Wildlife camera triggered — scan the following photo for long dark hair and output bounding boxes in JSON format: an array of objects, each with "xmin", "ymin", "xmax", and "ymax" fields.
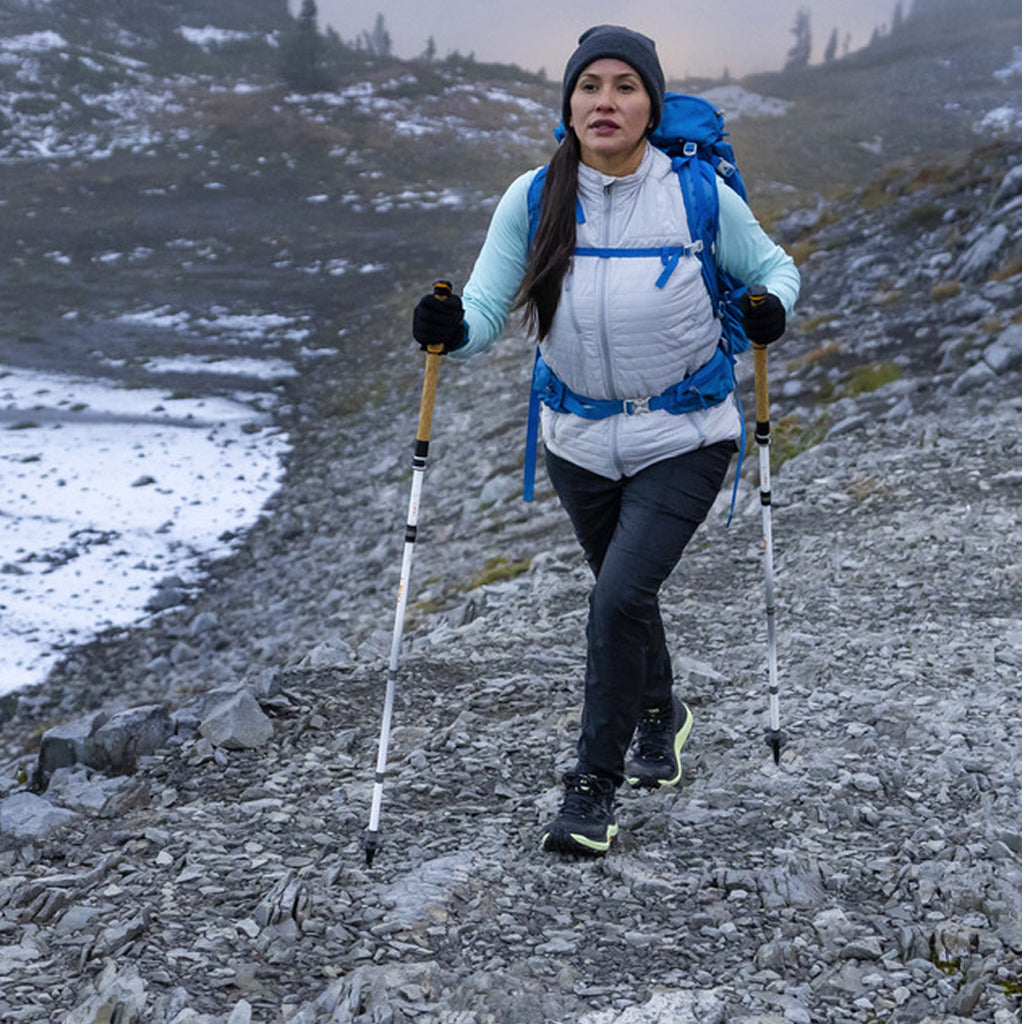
[{"xmin": 512, "ymin": 130, "xmax": 581, "ymax": 340}]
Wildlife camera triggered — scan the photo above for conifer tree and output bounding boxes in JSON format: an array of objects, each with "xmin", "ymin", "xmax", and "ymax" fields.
[
  {"xmin": 362, "ymin": 14, "xmax": 392, "ymax": 57},
  {"xmin": 823, "ymin": 27, "xmax": 839, "ymax": 63},
  {"xmin": 281, "ymin": 0, "xmax": 331, "ymax": 93},
  {"xmin": 784, "ymin": 8, "xmax": 812, "ymax": 70}
]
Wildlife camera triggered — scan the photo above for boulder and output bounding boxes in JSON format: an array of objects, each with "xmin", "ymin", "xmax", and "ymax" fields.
[
  {"xmin": 87, "ymin": 705, "xmax": 174, "ymax": 772},
  {"xmin": 199, "ymin": 690, "xmax": 274, "ymax": 750},
  {"xmin": 0, "ymin": 791, "xmax": 78, "ymax": 840},
  {"xmin": 37, "ymin": 705, "xmax": 173, "ymax": 785},
  {"xmin": 37, "ymin": 711, "xmax": 108, "ymax": 782}
]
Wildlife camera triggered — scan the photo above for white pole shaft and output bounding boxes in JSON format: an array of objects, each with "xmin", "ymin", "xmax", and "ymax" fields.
[
  {"xmin": 366, "ymin": 463, "xmax": 426, "ymax": 838},
  {"xmin": 758, "ymin": 442, "xmax": 780, "ymax": 735},
  {"xmin": 753, "ymin": 330, "xmax": 782, "ymax": 763},
  {"xmin": 364, "ymin": 326, "xmax": 445, "ymax": 864}
]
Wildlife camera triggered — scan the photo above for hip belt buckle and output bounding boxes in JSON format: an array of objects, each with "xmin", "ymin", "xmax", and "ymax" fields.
[{"xmin": 623, "ymin": 396, "xmax": 651, "ymax": 415}]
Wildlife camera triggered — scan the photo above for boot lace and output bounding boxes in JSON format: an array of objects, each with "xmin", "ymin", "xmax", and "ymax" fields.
[
  {"xmin": 560, "ymin": 772, "xmax": 613, "ymax": 822},
  {"xmin": 634, "ymin": 705, "xmax": 673, "ymax": 763}
]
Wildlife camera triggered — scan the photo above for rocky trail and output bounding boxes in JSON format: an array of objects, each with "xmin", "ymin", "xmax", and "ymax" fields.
[{"xmin": 0, "ymin": 139, "xmax": 1021, "ymax": 1024}]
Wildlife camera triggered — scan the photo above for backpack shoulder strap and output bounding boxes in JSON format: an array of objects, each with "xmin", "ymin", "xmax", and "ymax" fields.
[
  {"xmin": 527, "ymin": 166, "xmax": 548, "ymax": 247},
  {"xmin": 527, "ymin": 164, "xmax": 586, "ymax": 249},
  {"xmin": 672, "ymin": 153, "xmax": 721, "ymax": 308}
]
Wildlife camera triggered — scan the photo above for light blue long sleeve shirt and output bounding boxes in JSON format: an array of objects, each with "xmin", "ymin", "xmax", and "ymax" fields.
[{"xmin": 455, "ymin": 156, "xmax": 800, "ymax": 359}]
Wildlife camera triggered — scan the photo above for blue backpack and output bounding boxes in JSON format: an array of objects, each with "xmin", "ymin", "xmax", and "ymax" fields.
[{"xmin": 523, "ymin": 92, "xmax": 753, "ymax": 504}]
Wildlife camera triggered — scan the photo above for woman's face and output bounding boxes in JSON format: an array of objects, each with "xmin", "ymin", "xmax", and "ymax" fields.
[{"xmin": 569, "ymin": 58, "xmax": 653, "ymax": 176}]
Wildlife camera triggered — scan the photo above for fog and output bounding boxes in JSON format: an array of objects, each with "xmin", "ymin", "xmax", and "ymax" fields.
[{"xmin": 306, "ymin": 0, "xmax": 904, "ymax": 79}]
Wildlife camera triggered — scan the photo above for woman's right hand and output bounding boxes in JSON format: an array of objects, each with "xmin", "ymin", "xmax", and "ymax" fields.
[{"xmin": 412, "ymin": 288, "xmax": 466, "ymax": 353}]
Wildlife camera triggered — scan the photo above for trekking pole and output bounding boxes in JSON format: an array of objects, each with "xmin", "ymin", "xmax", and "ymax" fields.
[
  {"xmin": 749, "ymin": 285, "xmax": 785, "ymax": 766},
  {"xmin": 364, "ymin": 280, "xmax": 450, "ymax": 867}
]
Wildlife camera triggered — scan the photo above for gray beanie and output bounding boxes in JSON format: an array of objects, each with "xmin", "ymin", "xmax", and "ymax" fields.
[{"xmin": 561, "ymin": 25, "xmax": 665, "ymax": 133}]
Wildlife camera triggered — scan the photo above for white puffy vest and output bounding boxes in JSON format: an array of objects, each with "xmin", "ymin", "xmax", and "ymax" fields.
[{"xmin": 540, "ymin": 144, "xmax": 741, "ymax": 480}]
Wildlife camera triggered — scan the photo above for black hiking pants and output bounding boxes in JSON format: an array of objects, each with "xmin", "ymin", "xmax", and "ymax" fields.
[{"xmin": 545, "ymin": 440, "xmax": 735, "ymax": 785}]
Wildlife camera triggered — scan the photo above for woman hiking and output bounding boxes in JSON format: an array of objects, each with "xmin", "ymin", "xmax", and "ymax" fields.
[{"xmin": 411, "ymin": 25, "xmax": 800, "ymax": 855}]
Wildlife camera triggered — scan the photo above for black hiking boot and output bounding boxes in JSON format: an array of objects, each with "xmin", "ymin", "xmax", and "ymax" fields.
[
  {"xmin": 541, "ymin": 772, "xmax": 618, "ymax": 856},
  {"xmin": 625, "ymin": 697, "xmax": 693, "ymax": 789}
]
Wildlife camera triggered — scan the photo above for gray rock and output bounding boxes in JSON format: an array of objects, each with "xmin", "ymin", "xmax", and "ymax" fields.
[
  {"xmin": 145, "ymin": 583, "xmax": 187, "ymax": 612},
  {"xmin": 87, "ymin": 704, "xmax": 173, "ymax": 773},
  {"xmin": 951, "ymin": 361, "xmax": 997, "ymax": 394},
  {"xmin": 994, "ymin": 164, "xmax": 1022, "ymax": 204},
  {"xmin": 170, "ymin": 640, "xmax": 198, "ymax": 664},
  {"xmin": 0, "ymin": 792, "xmax": 78, "ymax": 840},
  {"xmin": 44, "ymin": 766, "xmax": 141, "ymax": 816},
  {"xmin": 839, "ymin": 935, "xmax": 885, "ymax": 960},
  {"xmin": 773, "ymin": 204, "xmax": 826, "ymax": 242},
  {"xmin": 984, "ymin": 324, "xmax": 1023, "ymax": 373},
  {"xmin": 578, "ymin": 989, "xmax": 728, "ymax": 1023},
  {"xmin": 379, "ymin": 852, "xmax": 481, "ymax": 929},
  {"xmin": 189, "ymin": 611, "xmax": 219, "ymax": 636},
  {"xmin": 146, "ymin": 655, "xmax": 172, "ymax": 677},
  {"xmin": 63, "ymin": 963, "xmax": 147, "ymax": 1024},
  {"xmin": 171, "ymin": 684, "xmax": 248, "ymax": 735},
  {"xmin": 226, "ymin": 1000, "xmax": 254, "ymax": 1024},
  {"xmin": 37, "ymin": 711, "xmax": 108, "ymax": 781},
  {"xmin": 957, "ymin": 223, "xmax": 1010, "ymax": 279},
  {"xmin": 812, "ymin": 907, "xmax": 858, "ymax": 955},
  {"xmin": 199, "ymin": 690, "xmax": 274, "ymax": 749},
  {"xmin": 826, "ymin": 413, "xmax": 871, "ymax": 438},
  {"xmin": 479, "ymin": 473, "xmax": 521, "ymax": 506},
  {"xmin": 300, "ymin": 636, "xmax": 356, "ymax": 670}
]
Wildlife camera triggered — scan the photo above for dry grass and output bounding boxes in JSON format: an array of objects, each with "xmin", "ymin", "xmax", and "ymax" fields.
[
  {"xmin": 990, "ymin": 251, "xmax": 1022, "ymax": 282},
  {"xmin": 787, "ymin": 341, "xmax": 844, "ymax": 372},
  {"xmin": 931, "ymin": 280, "xmax": 964, "ymax": 301}
]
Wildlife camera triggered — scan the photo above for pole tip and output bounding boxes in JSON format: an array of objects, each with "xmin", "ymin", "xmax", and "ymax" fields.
[
  {"xmin": 765, "ymin": 728, "xmax": 785, "ymax": 766},
  {"xmin": 364, "ymin": 833, "xmax": 378, "ymax": 867}
]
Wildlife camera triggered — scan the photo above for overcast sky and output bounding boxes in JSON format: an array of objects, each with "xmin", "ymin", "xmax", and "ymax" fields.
[{"xmin": 304, "ymin": 0, "xmax": 905, "ymax": 79}]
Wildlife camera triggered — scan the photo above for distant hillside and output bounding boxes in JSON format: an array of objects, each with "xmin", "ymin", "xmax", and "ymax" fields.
[
  {"xmin": 2, "ymin": 0, "xmax": 1018, "ymax": 204},
  {"xmin": 1, "ymin": 0, "xmax": 291, "ymax": 38},
  {"xmin": 0, "ymin": 0, "xmax": 1018, "ymax": 395},
  {"xmin": 724, "ymin": 0, "xmax": 1021, "ymax": 205}
]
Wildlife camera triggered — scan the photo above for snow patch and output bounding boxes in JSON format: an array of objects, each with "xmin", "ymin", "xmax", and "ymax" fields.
[
  {"xmin": 0, "ymin": 31, "xmax": 67, "ymax": 54},
  {"xmin": 976, "ymin": 105, "xmax": 1022, "ymax": 137},
  {"xmin": 700, "ymin": 85, "xmax": 794, "ymax": 121},
  {"xmin": 993, "ymin": 46, "xmax": 1021, "ymax": 83},
  {"xmin": 179, "ymin": 26, "xmax": 258, "ymax": 49},
  {"xmin": 0, "ymin": 369, "xmax": 289, "ymax": 695},
  {"xmin": 142, "ymin": 356, "xmax": 298, "ymax": 380}
]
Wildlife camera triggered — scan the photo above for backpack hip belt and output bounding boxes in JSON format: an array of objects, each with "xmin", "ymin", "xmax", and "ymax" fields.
[
  {"xmin": 532, "ymin": 345, "xmax": 735, "ymax": 421},
  {"xmin": 523, "ymin": 345, "xmax": 738, "ymax": 502}
]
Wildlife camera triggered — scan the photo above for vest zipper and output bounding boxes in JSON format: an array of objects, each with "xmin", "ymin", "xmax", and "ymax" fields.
[{"xmin": 598, "ymin": 181, "xmax": 625, "ymax": 476}]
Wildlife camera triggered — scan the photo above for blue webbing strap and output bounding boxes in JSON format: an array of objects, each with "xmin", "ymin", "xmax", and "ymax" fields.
[
  {"xmin": 573, "ymin": 243, "xmax": 702, "ymax": 289},
  {"xmin": 523, "ymin": 348, "xmax": 543, "ymax": 502},
  {"xmin": 727, "ymin": 389, "xmax": 746, "ymax": 527},
  {"xmin": 522, "ymin": 348, "xmax": 738, "ymax": 502}
]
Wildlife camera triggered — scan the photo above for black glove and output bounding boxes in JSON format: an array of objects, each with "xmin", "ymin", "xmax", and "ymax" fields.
[
  {"xmin": 742, "ymin": 291, "xmax": 786, "ymax": 346},
  {"xmin": 413, "ymin": 288, "xmax": 466, "ymax": 353}
]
